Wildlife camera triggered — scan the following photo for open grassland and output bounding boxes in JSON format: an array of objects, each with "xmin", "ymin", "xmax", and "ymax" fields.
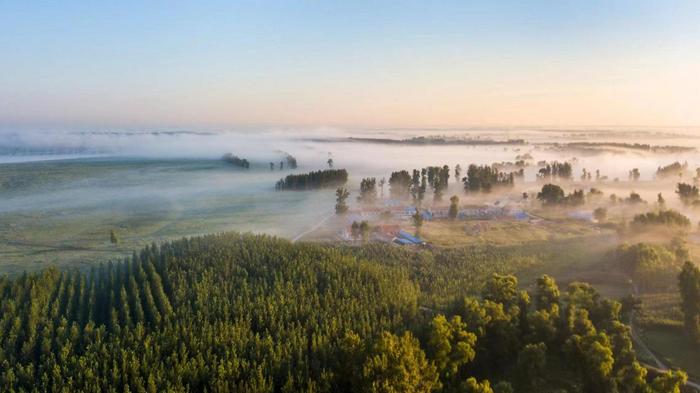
[
  {"xmin": 0, "ymin": 158, "xmax": 334, "ymax": 274},
  {"xmin": 640, "ymin": 328, "xmax": 700, "ymax": 379},
  {"xmin": 419, "ymin": 217, "xmax": 606, "ymax": 247}
]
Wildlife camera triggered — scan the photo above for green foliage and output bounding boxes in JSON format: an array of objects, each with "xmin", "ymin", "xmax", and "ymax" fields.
[
  {"xmin": 537, "ymin": 184, "xmax": 565, "ymax": 205},
  {"xmin": 427, "ymin": 315, "xmax": 476, "ymax": 381},
  {"xmin": 0, "ymin": 235, "xmax": 688, "ymax": 392},
  {"xmin": 537, "ymin": 184, "xmax": 586, "ymax": 206},
  {"xmin": 630, "ymin": 209, "xmax": 690, "ymax": 230},
  {"xmin": 650, "ymin": 369, "xmax": 687, "ymax": 393},
  {"xmin": 362, "ymin": 331, "xmax": 440, "ymax": 393},
  {"xmin": 615, "ymin": 243, "xmax": 682, "ymax": 291},
  {"xmin": 679, "ymin": 261, "xmax": 700, "ymax": 343},
  {"xmin": 535, "ymin": 274, "xmax": 560, "ymax": 312},
  {"xmin": 0, "ymin": 234, "xmax": 419, "ymax": 392},
  {"xmin": 461, "ymin": 377, "xmax": 494, "ymax": 393},
  {"xmin": 517, "ymin": 342, "xmax": 547, "ymax": 391},
  {"xmin": 275, "ymin": 169, "xmax": 348, "ymax": 190}
]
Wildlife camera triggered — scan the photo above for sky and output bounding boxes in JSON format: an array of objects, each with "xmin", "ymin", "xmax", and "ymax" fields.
[{"xmin": 1, "ymin": 0, "xmax": 699, "ymax": 130}]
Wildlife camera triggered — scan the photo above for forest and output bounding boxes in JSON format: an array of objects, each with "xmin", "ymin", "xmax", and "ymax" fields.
[
  {"xmin": 275, "ymin": 169, "xmax": 348, "ymax": 190},
  {"xmin": 0, "ymin": 233, "xmax": 690, "ymax": 392}
]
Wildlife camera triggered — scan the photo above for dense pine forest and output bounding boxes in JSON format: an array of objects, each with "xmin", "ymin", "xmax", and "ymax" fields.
[{"xmin": 0, "ymin": 233, "xmax": 689, "ymax": 392}]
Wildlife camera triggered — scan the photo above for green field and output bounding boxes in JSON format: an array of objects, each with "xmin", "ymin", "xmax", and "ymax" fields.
[{"xmin": 0, "ymin": 158, "xmax": 334, "ymax": 274}]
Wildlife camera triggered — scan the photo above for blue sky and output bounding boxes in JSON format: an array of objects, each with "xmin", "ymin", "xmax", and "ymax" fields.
[{"xmin": 1, "ymin": 1, "xmax": 699, "ymax": 129}]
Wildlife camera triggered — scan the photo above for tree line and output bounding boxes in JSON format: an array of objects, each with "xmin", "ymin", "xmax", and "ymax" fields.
[
  {"xmin": 275, "ymin": 169, "xmax": 348, "ymax": 190},
  {"xmin": 221, "ymin": 153, "xmax": 250, "ymax": 169}
]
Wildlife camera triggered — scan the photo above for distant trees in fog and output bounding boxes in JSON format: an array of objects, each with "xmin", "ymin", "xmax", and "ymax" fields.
[
  {"xmin": 537, "ymin": 161, "xmax": 572, "ymax": 181},
  {"xmin": 625, "ymin": 192, "xmax": 645, "ymax": 205},
  {"xmin": 412, "ymin": 209, "xmax": 424, "ymax": 236},
  {"xmin": 357, "ymin": 178, "xmax": 378, "ymax": 204},
  {"xmin": 628, "ymin": 168, "xmax": 640, "ymax": 181},
  {"xmin": 448, "ymin": 195, "xmax": 459, "ymax": 219},
  {"xmin": 536, "ymin": 184, "xmax": 585, "ymax": 206},
  {"xmin": 593, "ymin": 207, "xmax": 607, "ymax": 222},
  {"xmin": 536, "ymin": 184, "xmax": 565, "ymax": 205},
  {"xmin": 410, "ymin": 170, "xmax": 426, "ymax": 206},
  {"xmin": 275, "ymin": 169, "xmax": 348, "ymax": 190},
  {"xmin": 286, "ymin": 154, "xmax": 298, "ymax": 169},
  {"xmin": 335, "ymin": 187, "xmax": 350, "ymax": 215},
  {"xmin": 676, "ymin": 182, "xmax": 700, "ymax": 205},
  {"xmin": 656, "ymin": 161, "xmax": 688, "ymax": 179},
  {"xmin": 631, "ymin": 209, "xmax": 690, "ymax": 230},
  {"xmin": 462, "ymin": 164, "xmax": 516, "ymax": 193},
  {"xmin": 350, "ymin": 220, "xmax": 370, "ymax": 242},
  {"xmin": 222, "ymin": 153, "xmax": 250, "ymax": 169},
  {"xmin": 389, "ymin": 170, "xmax": 412, "ymax": 199}
]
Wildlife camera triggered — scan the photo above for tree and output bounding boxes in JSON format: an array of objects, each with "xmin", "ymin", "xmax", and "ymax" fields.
[
  {"xmin": 360, "ymin": 221, "xmax": 371, "ymax": 243},
  {"xmin": 593, "ymin": 207, "xmax": 607, "ymax": 222},
  {"xmin": 517, "ymin": 342, "xmax": 546, "ymax": 391},
  {"xmin": 110, "ymin": 230, "xmax": 119, "ymax": 245},
  {"xmin": 461, "ymin": 377, "xmax": 493, "ymax": 393},
  {"xmin": 335, "ymin": 187, "xmax": 350, "ymax": 215},
  {"xmin": 625, "ymin": 192, "xmax": 645, "ymax": 204},
  {"xmin": 379, "ymin": 178, "xmax": 386, "ymax": 199},
  {"xmin": 448, "ymin": 196, "xmax": 459, "ymax": 220},
  {"xmin": 362, "ymin": 331, "xmax": 440, "ymax": 393},
  {"xmin": 679, "ymin": 261, "xmax": 700, "ymax": 343},
  {"xmin": 351, "ymin": 221, "xmax": 361, "ymax": 241},
  {"xmin": 650, "ymin": 370, "xmax": 688, "ymax": 393},
  {"xmin": 482, "ymin": 274, "xmax": 519, "ymax": 309},
  {"xmin": 270, "ymin": 162, "xmax": 274, "ymax": 171},
  {"xmin": 412, "ymin": 210, "xmax": 424, "ymax": 237},
  {"xmin": 657, "ymin": 193, "xmax": 666, "ymax": 209},
  {"xmin": 676, "ymin": 182, "xmax": 699, "ymax": 204},
  {"xmin": 455, "ymin": 165, "xmax": 462, "ymax": 181},
  {"xmin": 276, "ymin": 169, "xmax": 348, "ymax": 190},
  {"xmin": 427, "ymin": 315, "xmax": 477, "ymax": 381},
  {"xmin": 566, "ymin": 189, "xmax": 585, "ymax": 206},
  {"xmin": 537, "ymin": 184, "xmax": 565, "ymax": 205},
  {"xmin": 389, "ymin": 171, "xmax": 412, "ymax": 199},
  {"xmin": 463, "ymin": 165, "xmax": 516, "ymax": 193},
  {"xmin": 327, "ymin": 158, "xmax": 334, "ymax": 168},
  {"xmin": 631, "ymin": 210, "xmax": 690, "ymax": 231},
  {"xmin": 534, "ymin": 275, "xmax": 560, "ymax": 312},
  {"xmin": 358, "ymin": 178, "xmax": 378, "ymax": 204},
  {"xmin": 628, "ymin": 168, "xmax": 640, "ymax": 181},
  {"xmin": 411, "ymin": 170, "xmax": 422, "ymax": 204}
]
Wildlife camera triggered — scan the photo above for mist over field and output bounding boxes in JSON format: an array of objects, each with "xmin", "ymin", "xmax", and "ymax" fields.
[{"xmin": 3, "ymin": 127, "xmax": 700, "ymax": 271}]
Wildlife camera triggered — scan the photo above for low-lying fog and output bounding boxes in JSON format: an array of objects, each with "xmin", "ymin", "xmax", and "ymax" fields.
[{"xmin": 2, "ymin": 127, "xmax": 700, "ymax": 270}]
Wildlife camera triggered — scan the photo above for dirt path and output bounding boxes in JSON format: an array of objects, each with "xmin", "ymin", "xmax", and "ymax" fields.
[
  {"xmin": 630, "ymin": 282, "xmax": 700, "ymax": 391},
  {"xmin": 291, "ymin": 213, "xmax": 333, "ymax": 243}
]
